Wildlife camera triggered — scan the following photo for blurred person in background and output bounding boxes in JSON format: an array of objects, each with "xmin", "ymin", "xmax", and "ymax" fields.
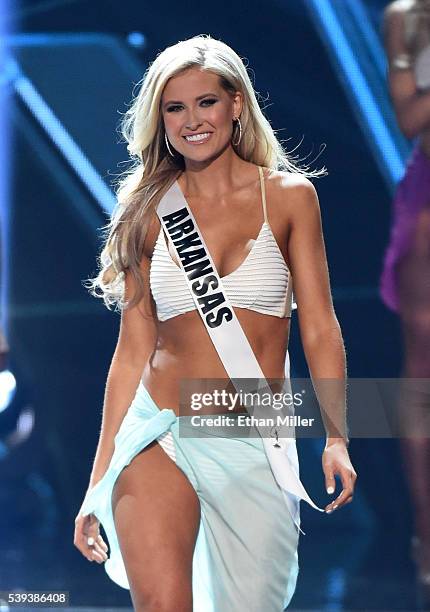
[{"xmin": 380, "ymin": 0, "xmax": 430, "ymax": 603}]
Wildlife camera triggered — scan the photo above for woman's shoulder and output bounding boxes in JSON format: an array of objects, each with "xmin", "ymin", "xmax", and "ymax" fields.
[
  {"xmin": 266, "ymin": 169, "xmax": 316, "ymax": 199},
  {"xmin": 264, "ymin": 169, "xmax": 319, "ymax": 226}
]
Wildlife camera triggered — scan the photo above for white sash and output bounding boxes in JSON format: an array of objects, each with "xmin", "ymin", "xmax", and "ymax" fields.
[{"xmin": 157, "ymin": 177, "xmax": 325, "ymax": 532}]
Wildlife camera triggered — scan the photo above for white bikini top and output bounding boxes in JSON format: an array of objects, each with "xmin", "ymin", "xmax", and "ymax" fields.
[{"xmin": 149, "ymin": 166, "xmax": 297, "ymax": 322}]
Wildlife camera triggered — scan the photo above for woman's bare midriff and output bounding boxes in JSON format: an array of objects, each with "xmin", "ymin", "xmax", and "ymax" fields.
[{"xmin": 141, "ymin": 308, "xmax": 291, "ymax": 416}]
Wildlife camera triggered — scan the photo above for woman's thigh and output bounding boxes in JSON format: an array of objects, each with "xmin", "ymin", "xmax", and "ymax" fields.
[
  {"xmin": 395, "ymin": 210, "xmax": 430, "ymax": 436},
  {"xmin": 111, "ymin": 438, "xmax": 201, "ymax": 610},
  {"xmin": 397, "ymin": 209, "xmax": 430, "ymax": 344}
]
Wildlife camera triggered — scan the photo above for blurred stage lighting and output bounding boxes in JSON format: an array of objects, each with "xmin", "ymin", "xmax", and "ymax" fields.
[
  {"xmin": 0, "ymin": 369, "xmax": 16, "ymax": 414},
  {"xmin": 127, "ymin": 31, "xmax": 146, "ymax": 49}
]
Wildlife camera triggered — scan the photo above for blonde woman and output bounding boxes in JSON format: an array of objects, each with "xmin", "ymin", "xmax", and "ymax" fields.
[
  {"xmin": 379, "ymin": 0, "xmax": 430, "ymax": 602},
  {"xmin": 73, "ymin": 35, "xmax": 356, "ymax": 612}
]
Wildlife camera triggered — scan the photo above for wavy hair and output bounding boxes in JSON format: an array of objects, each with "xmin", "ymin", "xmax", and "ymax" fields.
[{"xmin": 84, "ymin": 34, "xmax": 327, "ymax": 312}]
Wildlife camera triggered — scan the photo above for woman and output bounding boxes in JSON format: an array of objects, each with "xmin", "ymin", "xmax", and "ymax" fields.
[
  {"xmin": 74, "ymin": 35, "xmax": 356, "ymax": 611},
  {"xmin": 379, "ymin": 0, "xmax": 430, "ymax": 600}
]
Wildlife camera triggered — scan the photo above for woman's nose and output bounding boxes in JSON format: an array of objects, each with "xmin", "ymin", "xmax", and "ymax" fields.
[{"xmin": 185, "ymin": 111, "xmax": 202, "ymax": 130}]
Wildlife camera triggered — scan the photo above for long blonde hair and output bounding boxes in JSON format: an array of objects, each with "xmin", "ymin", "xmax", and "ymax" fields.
[{"xmin": 84, "ymin": 34, "xmax": 327, "ymax": 312}]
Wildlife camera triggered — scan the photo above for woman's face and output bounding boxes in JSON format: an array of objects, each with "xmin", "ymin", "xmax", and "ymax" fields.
[{"xmin": 161, "ymin": 67, "xmax": 242, "ymax": 162}]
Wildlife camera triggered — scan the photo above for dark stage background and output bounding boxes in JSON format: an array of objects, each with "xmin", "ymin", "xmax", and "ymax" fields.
[{"xmin": 0, "ymin": 1, "xmax": 420, "ymax": 610}]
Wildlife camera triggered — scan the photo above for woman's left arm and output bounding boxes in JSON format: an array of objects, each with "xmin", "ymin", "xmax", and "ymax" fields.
[{"xmin": 283, "ymin": 174, "xmax": 357, "ymax": 513}]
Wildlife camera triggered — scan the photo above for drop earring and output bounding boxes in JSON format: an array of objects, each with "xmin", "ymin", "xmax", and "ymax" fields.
[{"xmin": 232, "ymin": 116, "xmax": 242, "ymax": 146}]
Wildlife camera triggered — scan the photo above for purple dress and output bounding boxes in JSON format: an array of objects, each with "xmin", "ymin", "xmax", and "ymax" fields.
[{"xmin": 379, "ymin": 143, "xmax": 430, "ymax": 312}]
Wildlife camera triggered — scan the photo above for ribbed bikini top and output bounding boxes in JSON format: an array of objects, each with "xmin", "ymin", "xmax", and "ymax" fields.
[{"xmin": 149, "ymin": 166, "xmax": 297, "ymax": 322}]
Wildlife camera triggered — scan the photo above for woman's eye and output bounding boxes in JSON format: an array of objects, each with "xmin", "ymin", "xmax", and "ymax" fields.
[{"xmin": 166, "ymin": 99, "xmax": 217, "ymax": 113}]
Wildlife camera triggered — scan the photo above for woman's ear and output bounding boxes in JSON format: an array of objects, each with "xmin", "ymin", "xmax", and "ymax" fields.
[{"xmin": 233, "ymin": 91, "xmax": 243, "ymax": 118}]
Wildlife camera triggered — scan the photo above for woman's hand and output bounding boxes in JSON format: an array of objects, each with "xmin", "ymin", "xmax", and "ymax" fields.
[
  {"xmin": 322, "ymin": 439, "xmax": 357, "ymax": 513},
  {"xmin": 74, "ymin": 509, "xmax": 109, "ymax": 564}
]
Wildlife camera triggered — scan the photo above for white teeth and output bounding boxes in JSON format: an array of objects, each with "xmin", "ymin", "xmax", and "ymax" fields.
[{"xmin": 185, "ymin": 132, "xmax": 211, "ymax": 142}]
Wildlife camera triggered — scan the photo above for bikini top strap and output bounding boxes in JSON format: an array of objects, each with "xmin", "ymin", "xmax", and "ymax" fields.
[{"xmin": 258, "ymin": 166, "xmax": 268, "ymax": 224}]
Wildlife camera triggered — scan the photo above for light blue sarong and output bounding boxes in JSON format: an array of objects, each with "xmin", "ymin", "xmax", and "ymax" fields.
[{"xmin": 81, "ymin": 382, "xmax": 300, "ymax": 611}]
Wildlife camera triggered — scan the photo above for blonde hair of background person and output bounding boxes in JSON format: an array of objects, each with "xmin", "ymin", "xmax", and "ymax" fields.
[{"xmin": 74, "ymin": 33, "xmax": 356, "ymax": 609}]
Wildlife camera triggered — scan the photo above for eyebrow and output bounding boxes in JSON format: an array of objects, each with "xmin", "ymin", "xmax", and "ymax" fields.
[{"xmin": 163, "ymin": 92, "xmax": 218, "ymax": 108}]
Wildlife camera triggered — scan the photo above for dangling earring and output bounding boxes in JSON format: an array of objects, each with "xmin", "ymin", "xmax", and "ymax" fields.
[
  {"xmin": 232, "ymin": 116, "xmax": 242, "ymax": 146},
  {"xmin": 165, "ymin": 132, "xmax": 175, "ymax": 156}
]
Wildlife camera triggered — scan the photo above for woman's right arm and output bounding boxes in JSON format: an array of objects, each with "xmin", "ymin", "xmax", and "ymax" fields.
[
  {"xmin": 384, "ymin": 2, "xmax": 430, "ymax": 139},
  {"xmin": 74, "ymin": 248, "xmax": 158, "ymax": 563},
  {"xmin": 87, "ymin": 251, "xmax": 158, "ymax": 489}
]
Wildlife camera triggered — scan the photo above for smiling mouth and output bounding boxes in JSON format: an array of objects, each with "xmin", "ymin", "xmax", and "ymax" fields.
[{"xmin": 183, "ymin": 132, "xmax": 212, "ymax": 143}]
